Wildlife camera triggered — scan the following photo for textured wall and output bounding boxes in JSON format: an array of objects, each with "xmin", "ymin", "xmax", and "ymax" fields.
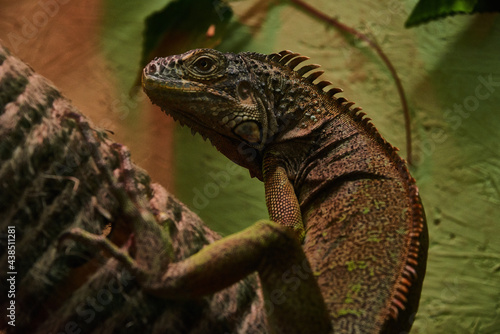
[{"xmin": 0, "ymin": 0, "xmax": 498, "ymax": 332}]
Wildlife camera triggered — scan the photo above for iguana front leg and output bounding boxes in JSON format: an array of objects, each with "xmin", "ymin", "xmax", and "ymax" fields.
[
  {"xmin": 263, "ymin": 152, "xmax": 305, "ymax": 242},
  {"xmin": 60, "ymin": 115, "xmax": 332, "ymax": 333}
]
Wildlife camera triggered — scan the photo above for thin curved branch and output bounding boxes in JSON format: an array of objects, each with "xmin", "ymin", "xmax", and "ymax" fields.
[{"xmin": 290, "ymin": 0, "xmax": 413, "ymax": 165}]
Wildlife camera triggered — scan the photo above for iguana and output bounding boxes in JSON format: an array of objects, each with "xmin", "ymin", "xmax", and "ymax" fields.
[{"xmin": 65, "ymin": 49, "xmax": 428, "ymax": 333}]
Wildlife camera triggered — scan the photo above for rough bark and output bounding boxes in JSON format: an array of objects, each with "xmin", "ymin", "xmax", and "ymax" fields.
[{"xmin": 0, "ymin": 44, "xmax": 265, "ymax": 333}]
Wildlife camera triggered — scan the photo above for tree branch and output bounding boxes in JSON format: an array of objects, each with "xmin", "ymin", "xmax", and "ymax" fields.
[
  {"xmin": 0, "ymin": 44, "xmax": 263, "ymax": 334},
  {"xmin": 290, "ymin": 0, "xmax": 413, "ymax": 165}
]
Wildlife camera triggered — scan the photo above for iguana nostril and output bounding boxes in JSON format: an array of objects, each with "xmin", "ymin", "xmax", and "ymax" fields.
[{"xmin": 146, "ymin": 63, "xmax": 157, "ymax": 74}]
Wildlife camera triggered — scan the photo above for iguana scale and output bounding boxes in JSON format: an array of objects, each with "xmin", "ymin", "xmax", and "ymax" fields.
[{"xmin": 141, "ymin": 49, "xmax": 428, "ymax": 333}]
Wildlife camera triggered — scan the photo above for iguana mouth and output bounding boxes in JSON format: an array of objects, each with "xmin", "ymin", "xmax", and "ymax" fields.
[
  {"xmin": 142, "ymin": 75, "xmax": 232, "ymax": 143},
  {"xmin": 142, "ymin": 73, "xmax": 205, "ymax": 95},
  {"xmin": 142, "ymin": 71, "xmax": 237, "ymax": 105}
]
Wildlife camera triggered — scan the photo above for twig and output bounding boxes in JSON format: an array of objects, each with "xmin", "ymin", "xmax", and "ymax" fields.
[{"xmin": 289, "ymin": 0, "xmax": 413, "ymax": 165}]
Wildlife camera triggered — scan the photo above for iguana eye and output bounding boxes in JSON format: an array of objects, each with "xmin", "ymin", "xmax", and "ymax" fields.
[
  {"xmin": 184, "ymin": 50, "xmax": 226, "ymax": 80},
  {"xmin": 193, "ymin": 56, "xmax": 215, "ymax": 73}
]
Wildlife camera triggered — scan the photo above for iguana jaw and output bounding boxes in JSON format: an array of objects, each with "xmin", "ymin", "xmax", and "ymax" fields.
[
  {"xmin": 142, "ymin": 67, "xmax": 265, "ymax": 180},
  {"xmin": 142, "ymin": 66, "xmax": 236, "ymax": 133},
  {"xmin": 143, "ymin": 70, "xmax": 231, "ymax": 139},
  {"xmin": 142, "ymin": 72, "xmax": 237, "ymax": 104}
]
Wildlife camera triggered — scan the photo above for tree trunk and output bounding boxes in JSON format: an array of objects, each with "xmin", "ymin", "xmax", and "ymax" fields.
[{"xmin": 0, "ymin": 44, "xmax": 265, "ymax": 334}]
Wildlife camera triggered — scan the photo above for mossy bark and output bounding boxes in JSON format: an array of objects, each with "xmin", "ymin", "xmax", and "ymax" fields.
[{"xmin": 0, "ymin": 44, "xmax": 264, "ymax": 334}]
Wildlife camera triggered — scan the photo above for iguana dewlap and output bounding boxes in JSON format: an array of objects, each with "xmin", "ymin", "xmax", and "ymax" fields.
[{"xmin": 142, "ymin": 49, "xmax": 428, "ymax": 333}]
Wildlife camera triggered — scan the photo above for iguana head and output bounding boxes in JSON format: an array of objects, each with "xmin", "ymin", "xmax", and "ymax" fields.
[
  {"xmin": 142, "ymin": 49, "xmax": 279, "ymax": 179},
  {"xmin": 142, "ymin": 48, "xmax": 337, "ymax": 180}
]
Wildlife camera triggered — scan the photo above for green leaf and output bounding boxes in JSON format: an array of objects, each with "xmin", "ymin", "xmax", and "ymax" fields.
[{"xmin": 405, "ymin": 0, "xmax": 500, "ymax": 27}]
